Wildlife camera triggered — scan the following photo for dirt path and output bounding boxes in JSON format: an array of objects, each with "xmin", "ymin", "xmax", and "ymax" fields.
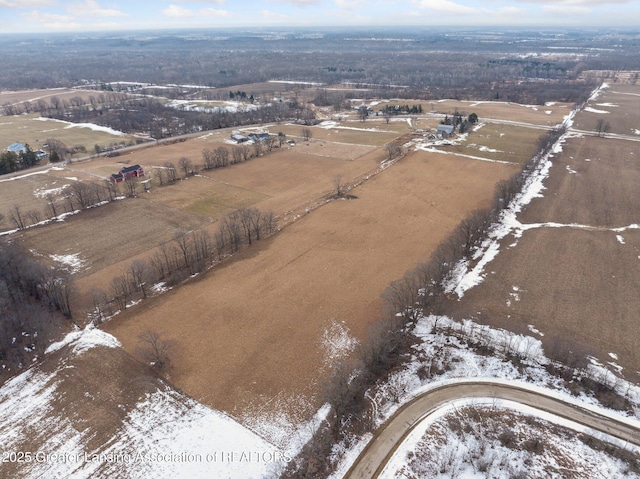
[{"xmin": 345, "ymin": 381, "xmax": 640, "ymax": 479}]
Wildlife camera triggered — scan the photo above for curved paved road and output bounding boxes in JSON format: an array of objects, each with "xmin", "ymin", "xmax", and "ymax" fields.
[{"xmin": 345, "ymin": 380, "xmax": 640, "ymax": 479}]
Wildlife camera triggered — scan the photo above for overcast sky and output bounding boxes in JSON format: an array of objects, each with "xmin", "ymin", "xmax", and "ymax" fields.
[{"xmin": 1, "ymin": 0, "xmax": 638, "ymax": 33}]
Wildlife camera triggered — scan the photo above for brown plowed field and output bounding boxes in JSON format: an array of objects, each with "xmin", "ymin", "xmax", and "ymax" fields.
[
  {"xmin": 104, "ymin": 150, "xmax": 517, "ymax": 416},
  {"xmin": 446, "ymin": 84, "xmax": 640, "ymax": 382}
]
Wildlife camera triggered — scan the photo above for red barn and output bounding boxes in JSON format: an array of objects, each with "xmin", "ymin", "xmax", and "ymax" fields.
[{"xmin": 110, "ymin": 164, "xmax": 144, "ymax": 183}]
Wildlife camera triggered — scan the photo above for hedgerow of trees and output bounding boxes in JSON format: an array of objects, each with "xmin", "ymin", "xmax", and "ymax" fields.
[
  {"xmin": 3, "ymin": 178, "xmax": 123, "ymax": 232},
  {"xmin": 87, "ymin": 206, "xmax": 276, "ymax": 324}
]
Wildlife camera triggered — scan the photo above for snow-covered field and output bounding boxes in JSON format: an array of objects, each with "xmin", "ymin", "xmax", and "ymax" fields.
[{"xmin": 0, "ymin": 326, "xmax": 287, "ymax": 479}]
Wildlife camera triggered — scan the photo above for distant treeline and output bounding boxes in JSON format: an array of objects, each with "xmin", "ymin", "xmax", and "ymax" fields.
[
  {"xmin": 3, "ymin": 28, "xmax": 636, "ymax": 104},
  {"xmin": 41, "ymin": 97, "xmax": 314, "ymax": 139}
]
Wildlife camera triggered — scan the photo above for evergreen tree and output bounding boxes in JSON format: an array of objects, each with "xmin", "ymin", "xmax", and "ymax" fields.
[{"xmin": 0, "ymin": 151, "xmax": 18, "ymax": 174}]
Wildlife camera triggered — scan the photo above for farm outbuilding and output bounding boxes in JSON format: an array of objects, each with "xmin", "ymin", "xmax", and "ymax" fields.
[
  {"xmin": 7, "ymin": 142, "xmax": 27, "ymax": 154},
  {"xmin": 437, "ymin": 124, "xmax": 455, "ymax": 138},
  {"xmin": 231, "ymin": 134, "xmax": 248, "ymax": 143},
  {"xmin": 109, "ymin": 164, "xmax": 144, "ymax": 183},
  {"xmin": 248, "ymin": 132, "xmax": 270, "ymax": 143}
]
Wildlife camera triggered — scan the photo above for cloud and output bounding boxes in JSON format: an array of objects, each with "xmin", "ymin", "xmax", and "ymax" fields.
[
  {"xmin": 162, "ymin": 4, "xmax": 195, "ymax": 17},
  {"xmin": 520, "ymin": 0, "xmax": 630, "ymax": 4},
  {"xmin": 21, "ymin": 9, "xmax": 82, "ymax": 30},
  {"xmin": 0, "ymin": 0, "xmax": 56, "ymax": 7},
  {"xmin": 269, "ymin": 0, "xmax": 321, "ymax": 6},
  {"xmin": 162, "ymin": 4, "xmax": 230, "ymax": 18},
  {"xmin": 174, "ymin": 0, "xmax": 225, "ymax": 3},
  {"xmin": 201, "ymin": 7, "xmax": 230, "ymax": 16},
  {"xmin": 260, "ymin": 9, "xmax": 290, "ymax": 21},
  {"xmin": 69, "ymin": 0, "xmax": 127, "ymax": 17},
  {"xmin": 542, "ymin": 4, "xmax": 591, "ymax": 15},
  {"xmin": 334, "ymin": 0, "xmax": 366, "ymax": 8},
  {"xmin": 497, "ymin": 6, "xmax": 526, "ymax": 15},
  {"xmin": 413, "ymin": 0, "xmax": 478, "ymax": 15}
]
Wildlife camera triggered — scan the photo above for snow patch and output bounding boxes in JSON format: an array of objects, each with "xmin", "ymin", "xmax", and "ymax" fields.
[
  {"xmin": 34, "ymin": 183, "xmax": 69, "ymax": 198},
  {"xmin": 527, "ymin": 325, "xmax": 544, "ymax": 336},
  {"xmin": 70, "ymin": 326, "xmax": 121, "ymax": 356},
  {"xmin": 35, "ymin": 117, "xmax": 126, "ymax": 136},
  {"xmin": 616, "ymin": 235, "xmax": 625, "ymax": 245},
  {"xmin": 50, "ymin": 252, "xmax": 85, "ymax": 273},
  {"xmin": 320, "ymin": 320, "xmax": 358, "ymax": 364},
  {"xmin": 584, "ymin": 107, "xmax": 610, "ymax": 114}
]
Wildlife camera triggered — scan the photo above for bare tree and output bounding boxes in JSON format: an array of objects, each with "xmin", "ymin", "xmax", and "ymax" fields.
[
  {"xmin": 103, "ymin": 180, "xmax": 118, "ymax": 201},
  {"xmin": 27, "ymin": 209, "xmax": 41, "ymax": 225},
  {"xmin": 333, "ymin": 176, "xmax": 347, "ymax": 198},
  {"xmin": 40, "ymin": 270, "xmax": 75, "ymax": 318},
  {"xmin": 220, "ymin": 212, "xmax": 243, "ymax": 252},
  {"xmin": 50, "ymin": 96, "xmax": 61, "ymax": 111},
  {"xmin": 191, "ymin": 229, "xmax": 212, "ymax": 271},
  {"xmin": 260, "ymin": 210, "xmax": 277, "ymax": 236},
  {"xmin": 231, "ymin": 146, "xmax": 244, "ymax": 164},
  {"xmin": 90, "ymin": 182, "xmax": 105, "ymax": 204},
  {"xmin": 384, "ymin": 142, "xmax": 401, "ymax": 161},
  {"xmin": 9, "ymin": 204, "xmax": 26, "ymax": 230},
  {"xmin": 213, "ymin": 146, "xmax": 229, "ymax": 168},
  {"xmin": 160, "ymin": 241, "xmax": 177, "ymax": 275},
  {"xmin": 164, "ymin": 161, "xmax": 177, "ymax": 183},
  {"xmin": 178, "ymin": 157, "xmax": 193, "ymax": 178},
  {"xmin": 138, "ymin": 329, "xmax": 174, "ymax": 370},
  {"xmin": 252, "ymin": 140, "xmax": 263, "ymax": 157},
  {"xmin": 237, "ymin": 208, "xmax": 258, "ymax": 245},
  {"xmin": 155, "ymin": 167, "xmax": 166, "ymax": 186},
  {"xmin": 87, "ymin": 287, "xmax": 110, "ymax": 323},
  {"xmin": 595, "ymin": 118, "xmax": 611, "ymax": 137},
  {"xmin": 110, "ymin": 274, "xmax": 131, "ymax": 311},
  {"xmin": 265, "ymin": 135, "xmax": 277, "ymax": 152},
  {"xmin": 45, "ymin": 138, "xmax": 68, "ymax": 161},
  {"xmin": 358, "ymin": 105, "xmax": 369, "ymax": 122},
  {"xmin": 173, "ymin": 231, "xmax": 194, "ymax": 272},
  {"xmin": 301, "ymin": 127, "xmax": 312, "ymax": 141},
  {"xmin": 277, "ymin": 131, "xmax": 287, "ymax": 147},
  {"xmin": 380, "ymin": 271, "xmax": 421, "ymax": 324},
  {"xmin": 128, "ymin": 259, "xmax": 150, "ymax": 299},
  {"xmin": 240, "ymin": 144, "xmax": 251, "ymax": 162},
  {"xmin": 148, "ymin": 252, "xmax": 165, "ymax": 281},
  {"xmin": 69, "ymin": 181, "xmax": 93, "ymax": 209},
  {"xmin": 202, "ymin": 148, "xmax": 215, "ymax": 170},
  {"xmin": 123, "ymin": 178, "xmax": 138, "ymax": 197}
]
